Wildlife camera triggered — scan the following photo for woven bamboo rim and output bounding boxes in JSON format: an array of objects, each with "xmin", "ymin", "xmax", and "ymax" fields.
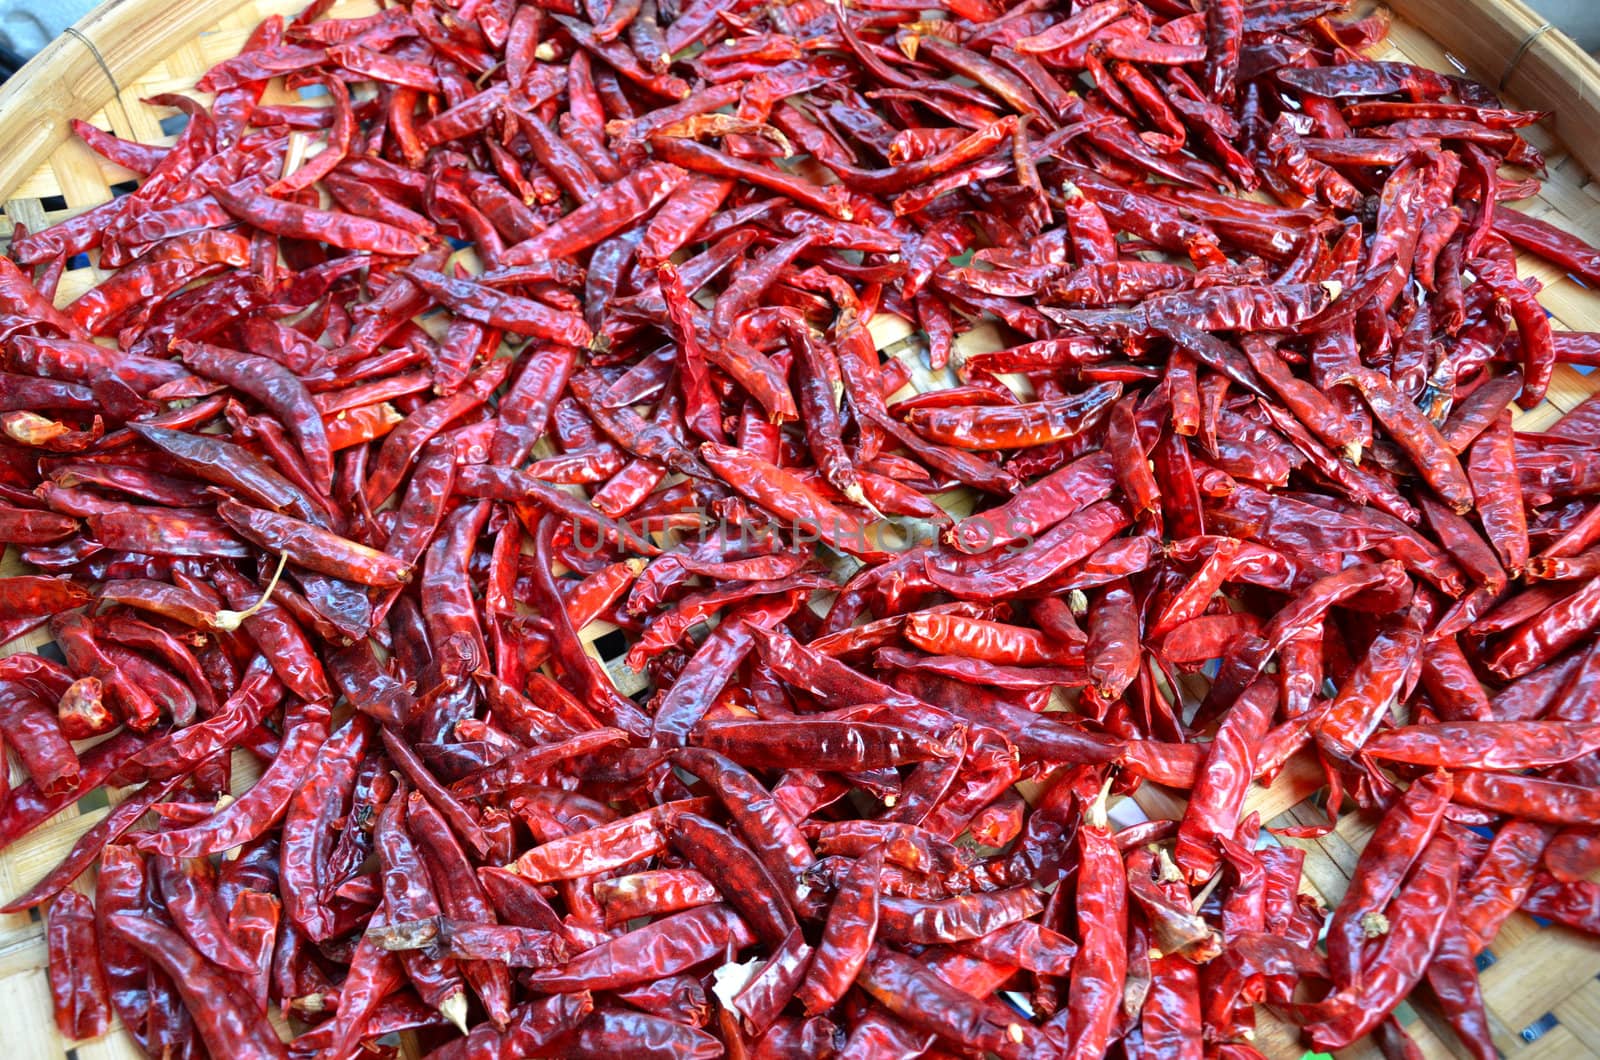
[{"xmin": 0, "ymin": 1, "xmax": 1597, "ymax": 1058}]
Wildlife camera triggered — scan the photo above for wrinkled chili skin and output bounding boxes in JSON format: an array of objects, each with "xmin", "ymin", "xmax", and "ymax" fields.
[
  {"xmin": 105, "ymin": 914, "xmax": 288, "ymax": 1059},
  {"xmin": 797, "ymin": 845, "xmax": 881, "ymax": 1016},
  {"xmin": 46, "ymin": 889, "xmax": 111, "ymax": 1041},
  {"xmin": 1327, "ymin": 773, "xmax": 1453, "ymax": 986},
  {"xmin": 522, "ymin": 903, "xmax": 756, "ymax": 993},
  {"xmin": 1304, "ymin": 834, "xmax": 1460, "ymax": 1050},
  {"xmin": 2, "ymin": 0, "xmax": 1598, "ymax": 1056},
  {"xmin": 1423, "ymin": 918, "xmax": 1497, "ymax": 1060},
  {"xmin": 177, "ymin": 341, "xmax": 336, "ymax": 495}
]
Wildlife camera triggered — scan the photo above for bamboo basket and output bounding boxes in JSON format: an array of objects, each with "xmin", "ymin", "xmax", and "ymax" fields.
[{"xmin": 0, "ymin": 0, "xmax": 1597, "ymax": 1058}]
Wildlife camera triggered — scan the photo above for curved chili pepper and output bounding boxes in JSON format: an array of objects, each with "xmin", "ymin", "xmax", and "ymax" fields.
[
  {"xmin": 426, "ymin": 993, "xmax": 595, "ymax": 1060},
  {"xmin": 1457, "ymin": 819, "xmax": 1554, "ymax": 954},
  {"xmin": 1302, "ymin": 833, "xmax": 1459, "ymax": 1051},
  {"xmin": 177, "ymin": 340, "xmax": 333, "ymax": 494},
  {"xmin": 948, "ymin": 451, "xmax": 1115, "ymax": 553},
  {"xmin": 151, "ymin": 853, "xmax": 260, "ymax": 974},
  {"xmin": 106, "ymin": 914, "xmax": 288, "ymax": 1059},
  {"xmin": 308, "ymin": 929, "xmax": 405, "ymax": 1060},
  {"xmin": 525, "ymin": 903, "xmax": 754, "ymax": 993},
  {"xmin": 1487, "ymin": 575, "xmax": 1600, "ymax": 680},
  {"xmin": 861, "ymin": 945, "xmax": 1036, "ymax": 1057},
  {"xmin": 672, "ymin": 747, "xmax": 815, "ymax": 908},
  {"xmin": 405, "ymin": 791, "xmax": 513, "ymax": 1027},
  {"xmin": 1174, "ymin": 678, "xmax": 1277, "ymax": 884},
  {"xmin": 875, "ymin": 885, "xmax": 1042, "ymax": 945},
  {"xmin": 217, "ymin": 499, "xmax": 410, "ymax": 587},
  {"xmin": 905, "ymin": 611, "xmax": 1083, "ymax": 667},
  {"xmin": 667, "ymin": 811, "xmax": 797, "ymax": 943},
  {"xmin": 1326, "ymin": 772, "xmax": 1452, "ymax": 985},
  {"xmin": 212, "ymin": 177, "xmax": 425, "ymax": 257},
  {"xmin": 511, "ymin": 797, "xmax": 712, "ymax": 882},
  {"xmin": 1422, "ymin": 917, "xmax": 1502, "ymax": 1060},
  {"xmin": 136, "ymin": 705, "xmax": 330, "ymax": 858},
  {"xmin": 403, "ymin": 267, "xmax": 592, "ymax": 348},
  {"xmin": 795, "ymin": 845, "xmax": 882, "ymax": 1016},
  {"xmin": 279, "ymin": 714, "xmax": 372, "ymax": 942},
  {"xmin": 701, "ymin": 441, "xmax": 886, "ymax": 562},
  {"xmin": 0, "ymin": 681, "xmax": 78, "ymax": 796},
  {"xmin": 908, "ymin": 382, "xmax": 1120, "ymax": 450}
]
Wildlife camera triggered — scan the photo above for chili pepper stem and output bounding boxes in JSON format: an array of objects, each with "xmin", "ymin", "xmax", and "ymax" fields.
[
  {"xmin": 1156, "ymin": 849, "xmax": 1185, "ymax": 884},
  {"xmin": 1088, "ymin": 774, "xmax": 1114, "ymax": 829},
  {"xmin": 441, "ymin": 989, "xmax": 469, "ymax": 1033},
  {"xmin": 209, "ymin": 552, "xmax": 289, "ymax": 632},
  {"xmin": 1190, "ymin": 866, "xmax": 1225, "ymax": 913},
  {"xmin": 846, "ymin": 483, "xmax": 883, "ymax": 520}
]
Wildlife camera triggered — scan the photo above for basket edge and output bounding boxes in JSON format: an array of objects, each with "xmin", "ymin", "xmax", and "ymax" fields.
[
  {"xmin": 2, "ymin": 0, "xmax": 1600, "ymax": 204},
  {"xmin": 1387, "ymin": 0, "xmax": 1600, "ymax": 183},
  {"xmin": 0, "ymin": 0, "xmax": 245, "ymax": 201}
]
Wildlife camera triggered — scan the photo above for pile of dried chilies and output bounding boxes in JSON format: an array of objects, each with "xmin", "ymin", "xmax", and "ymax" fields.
[{"xmin": 4, "ymin": 0, "xmax": 1600, "ymax": 1055}]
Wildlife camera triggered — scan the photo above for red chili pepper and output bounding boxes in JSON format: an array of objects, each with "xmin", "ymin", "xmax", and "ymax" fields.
[
  {"xmin": 700, "ymin": 441, "xmax": 886, "ymax": 561},
  {"xmin": 106, "ymin": 914, "xmax": 288, "ymax": 1059},
  {"xmin": 0, "ymin": 1, "xmax": 1593, "ymax": 1054},
  {"xmin": 696, "ymin": 716, "xmax": 957, "ymax": 771},
  {"xmin": 212, "ymin": 177, "xmax": 426, "ymax": 256},
  {"xmin": 216, "ymin": 499, "xmax": 411, "ymax": 586},
  {"xmin": 403, "ymin": 267, "xmax": 593, "ymax": 347},
  {"xmin": 136, "ymin": 705, "xmax": 330, "ymax": 858},
  {"xmin": 425, "ymin": 994, "xmax": 596, "ymax": 1059},
  {"xmin": 1174, "ymin": 678, "xmax": 1277, "ymax": 883},
  {"xmin": 406, "ymin": 791, "xmax": 514, "ymax": 1027},
  {"xmin": 1493, "ymin": 203, "xmax": 1600, "ymax": 285},
  {"xmin": 593, "ymin": 868, "xmax": 719, "ymax": 925},
  {"xmin": 858, "ymin": 946, "xmax": 1035, "ymax": 1057},
  {"xmin": 277, "ymin": 714, "xmax": 373, "ymax": 943},
  {"xmin": 308, "ymin": 928, "xmax": 405, "ymax": 1060},
  {"xmin": 45, "ymin": 889, "xmax": 111, "ymax": 1040},
  {"xmin": 1302, "ymin": 833, "xmax": 1459, "ymax": 1050}
]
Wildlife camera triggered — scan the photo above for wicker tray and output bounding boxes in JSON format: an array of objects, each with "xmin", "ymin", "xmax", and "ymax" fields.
[{"xmin": 0, "ymin": 1, "xmax": 1598, "ymax": 1058}]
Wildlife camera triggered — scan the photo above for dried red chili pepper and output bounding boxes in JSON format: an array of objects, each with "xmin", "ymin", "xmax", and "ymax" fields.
[
  {"xmin": 425, "ymin": 993, "xmax": 595, "ymax": 1060},
  {"xmin": 136, "ymin": 705, "xmax": 331, "ymax": 858},
  {"xmin": 857, "ymin": 947, "xmax": 1034, "ymax": 1058},
  {"xmin": 373, "ymin": 790, "xmax": 464, "ymax": 1031},
  {"xmin": 510, "ymin": 797, "xmax": 711, "ymax": 882},
  {"xmin": 217, "ymin": 499, "xmax": 411, "ymax": 586},
  {"xmin": 695, "ymin": 716, "xmax": 957, "ymax": 771},
  {"xmin": 1457, "ymin": 819, "xmax": 1556, "ymax": 953},
  {"xmin": 0, "ymin": 1, "xmax": 1594, "ymax": 1055},
  {"xmin": 1325, "ymin": 772, "xmax": 1453, "ymax": 985},
  {"xmin": 523, "ymin": 903, "xmax": 755, "ymax": 993},
  {"xmin": 310, "ymin": 928, "xmax": 405, "ymax": 1060},
  {"xmin": 1303, "ymin": 833, "xmax": 1460, "ymax": 1050},
  {"xmin": 105, "ymin": 914, "xmax": 288, "ymax": 1059},
  {"xmin": 1040, "ymin": 780, "xmax": 1127, "ymax": 1055},
  {"xmin": 45, "ymin": 889, "xmax": 111, "ymax": 1041},
  {"xmin": 408, "ymin": 791, "xmax": 514, "ymax": 1028}
]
